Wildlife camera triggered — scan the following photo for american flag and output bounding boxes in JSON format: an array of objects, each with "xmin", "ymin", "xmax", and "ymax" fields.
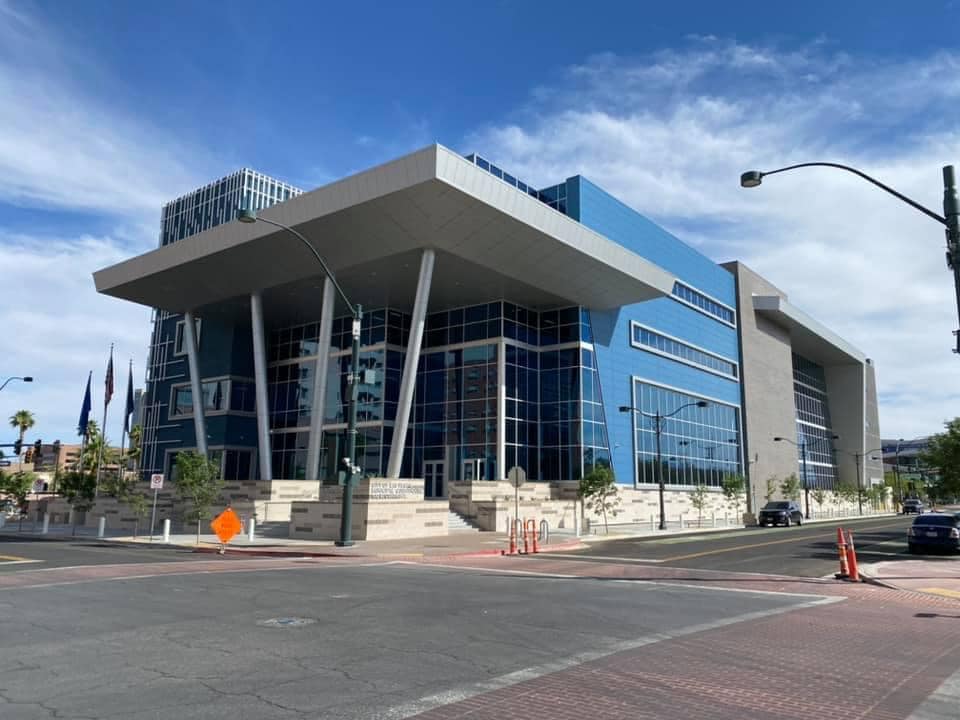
[{"xmin": 104, "ymin": 348, "xmax": 114, "ymax": 407}]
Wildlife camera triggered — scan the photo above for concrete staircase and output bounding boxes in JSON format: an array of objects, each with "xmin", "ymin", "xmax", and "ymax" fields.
[{"xmin": 448, "ymin": 510, "xmax": 480, "ymax": 532}]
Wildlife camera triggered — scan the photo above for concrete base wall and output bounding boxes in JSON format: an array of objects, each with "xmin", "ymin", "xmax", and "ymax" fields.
[{"xmin": 289, "ymin": 479, "xmax": 447, "ymax": 541}]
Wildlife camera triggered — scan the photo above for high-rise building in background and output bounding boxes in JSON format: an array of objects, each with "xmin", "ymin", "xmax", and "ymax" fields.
[{"xmin": 140, "ymin": 170, "xmax": 302, "ymax": 483}]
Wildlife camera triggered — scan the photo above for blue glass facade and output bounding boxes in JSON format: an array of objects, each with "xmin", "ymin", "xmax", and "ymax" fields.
[{"xmin": 143, "ymin": 154, "xmax": 748, "ymax": 493}]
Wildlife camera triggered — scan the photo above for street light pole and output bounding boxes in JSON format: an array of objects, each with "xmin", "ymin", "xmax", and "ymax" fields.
[
  {"xmin": 741, "ymin": 162, "xmax": 960, "ymax": 355},
  {"xmin": 800, "ymin": 440, "xmax": 810, "ymax": 520},
  {"xmin": 0, "ymin": 376, "xmax": 33, "ymax": 392},
  {"xmin": 895, "ymin": 438, "xmax": 904, "ymax": 507},
  {"xmin": 620, "ymin": 400, "xmax": 709, "ymax": 531},
  {"xmin": 237, "ymin": 209, "xmax": 362, "ymax": 547}
]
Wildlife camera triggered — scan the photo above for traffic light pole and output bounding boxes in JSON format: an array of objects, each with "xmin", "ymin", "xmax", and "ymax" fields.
[{"xmin": 943, "ymin": 166, "xmax": 960, "ymax": 354}]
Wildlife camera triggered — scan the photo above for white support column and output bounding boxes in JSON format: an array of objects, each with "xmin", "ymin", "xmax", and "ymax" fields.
[
  {"xmin": 386, "ymin": 249, "xmax": 435, "ymax": 478},
  {"xmin": 497, "ymin": 339, "xmax": 506, "ymax": 479},
  {"xmin": 306, "ymin": 278, "xmax": 335, "ymax": 481},
  {"xmin": 182, "ymin": 311, "xmax": 208, "ymax": 458},
  {"xmin": 250, "ymin": 292, "xmax": 272, "ymax": 482}
]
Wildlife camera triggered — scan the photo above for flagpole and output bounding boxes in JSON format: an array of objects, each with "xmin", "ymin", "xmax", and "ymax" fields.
[
  {"xmin": 119, "ymin": 359, "xmax": 133, "ymax": 488},
  {"xmin": 95, "ymin": 344, "xmax": 114, "ymax": 498}
]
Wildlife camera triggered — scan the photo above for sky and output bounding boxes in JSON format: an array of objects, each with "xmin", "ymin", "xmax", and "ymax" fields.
[{"xmin": 1, "ymin": 0, "xmax": 959, "ymax": 447}]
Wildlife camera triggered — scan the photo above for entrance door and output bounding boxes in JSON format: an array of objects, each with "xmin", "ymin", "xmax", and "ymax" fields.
[
  {"xmin": 462, "ymin": 458, "xmax": 486, "ymax": 482},
  {"xmin": 424, "ymin": 461, "xmax": 445, "ymax": 499}
]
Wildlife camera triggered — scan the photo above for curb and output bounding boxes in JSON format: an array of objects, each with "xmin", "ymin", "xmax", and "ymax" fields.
[{"xmin": 188, "ymin": 538, "xmax": 585, "ymax": 561}]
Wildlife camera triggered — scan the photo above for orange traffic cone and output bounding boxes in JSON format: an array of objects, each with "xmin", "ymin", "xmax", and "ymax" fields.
[
  {"xmin": 527, "ymin": 519, "xmax": 539, "ymax": 553},
  {"xmin": 835, "ymin": 526, "xmax": 850, "ymax": 579},
  {"xmin": 845, "ymin": 529, "xmax": 860, "ymax": 582},
  {"xmin": 504, "ymin": 519, "xmax": 518, "ymax": 555},
  {"xmin": 522, "ymin": 518, "xmax": 531, "ymax": 554}
]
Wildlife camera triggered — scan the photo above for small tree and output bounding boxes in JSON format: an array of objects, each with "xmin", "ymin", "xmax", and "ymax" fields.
[
  {"xmin": 0, "ymin": 471, "xmax": 35, "ymax": 530},
  {"xmin": 59, "ymin": 471, "xmax": 97, "ymax": 535},
  {"xmin": 764, "ymin": 476, "xmax": 778, "ymax": 503},
  {"xmin": 578, "ymin": 465, "xmax": 621, "ymax": 534},
  {"xmin": 124, "ymin": 492, "xmax": 150, "ymax": 538},
  {"xmin": 174, "ymin": 451, "xmax": 223, "ymax": 544},
  {"xmin": 721, "ymin": 473, "xmax": 745, "ymax": 520},
  {"xmin": 835, "ymin": 481, "xmax": 857, "ymax": 509},
  {"xmin": 690, "ymin": 484, "xmax": 709, "ymax": 527},
  {"xmin": 811, "ymin": 487, "xmax": 826, "ymax": 515},
  {"xmin": 780, "ymin": 474, "xmax": 801, "ymax": 502}
]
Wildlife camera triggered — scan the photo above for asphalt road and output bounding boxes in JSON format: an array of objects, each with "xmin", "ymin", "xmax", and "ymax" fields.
[
  {"xmin": 558, "ymin": 514, "xmax": 917, "ymax": 577},
  {"xmin": 0, "ymin": 534, "xmax": 227, "ymax": 571},
  {"xmin": 0, "ymin": 560, "xmax": 821, "ymax": 720}
]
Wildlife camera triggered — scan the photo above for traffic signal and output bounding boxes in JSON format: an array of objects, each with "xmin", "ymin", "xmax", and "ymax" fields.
[
  {"xmin": 24, "ymin": 448, "xmax": 33, "ymax": 463},
  {"xmin": 33, "ymin": 439, "xmax": 42, "ymax": 460},
  {"xmin": 12, "ymin": 439, "xmax": 22, "ymax": 456}
]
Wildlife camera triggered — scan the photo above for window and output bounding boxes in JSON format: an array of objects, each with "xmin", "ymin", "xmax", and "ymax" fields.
[
  {"xmin": 631, "ymin": 323, "xmax": 738, "ymax": 380},
  {"xmin": 169, "ymin": 378, "xmax": 253, "ymax": 418},
  {"xmin": 173, "ymin": 317, "xmax": 202, "ymax": 356},
  {"xmin": 671, "ymin": 282, "xmax": 736, "ymax": 326}
]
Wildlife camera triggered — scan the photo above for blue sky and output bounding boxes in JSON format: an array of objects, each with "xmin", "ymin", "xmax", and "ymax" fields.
[{"xmin": 2, "ymin": 0, "xmax": 959, "ymax": 446}]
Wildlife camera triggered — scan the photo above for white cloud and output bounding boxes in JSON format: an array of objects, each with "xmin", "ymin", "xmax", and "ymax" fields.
[
  {"xmin": 0, "ymin": 4, "xmax": 212, "ymax": 445},
  {"xmin": 466, "ymin": 38, "xmax": 960, "ymax": 438}
]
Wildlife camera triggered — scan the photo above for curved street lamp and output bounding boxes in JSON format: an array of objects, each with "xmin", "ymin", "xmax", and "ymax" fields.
[
  {"xmin": 774, "ymin": 434, "xmax": 840, "ymax": 519},
  {"xmin": 237, "ymin": 208, "xmax": 362, "ymax": 547},
  {"xmin": 0, "ymin": 376, "xmax": 33, "ymax": 392},
  {"xmin": 741, "ymin": 162, "xmax": 960, "ymax": 355},
  {"xmin": 620, "ymin": 400, "xmax": 709, "ymax": 530}
]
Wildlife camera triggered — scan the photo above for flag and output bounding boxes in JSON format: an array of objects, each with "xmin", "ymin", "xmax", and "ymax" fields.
[
  {"xmin": 78, "ymin": 372, "xmax": 92, "ymax": 437},
  {"xmin": 123, "ymin": 361, "xmax": 135, "ymax": 433},
  {"xmin": 104, "ymin": 347, "xmax": 114, "ymax": 407}
]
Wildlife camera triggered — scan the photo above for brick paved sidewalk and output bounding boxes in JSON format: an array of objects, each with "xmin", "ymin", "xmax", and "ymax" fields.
[{"xmin": 399, "ymin": 555, "xmax": 960, "ymax": 719}]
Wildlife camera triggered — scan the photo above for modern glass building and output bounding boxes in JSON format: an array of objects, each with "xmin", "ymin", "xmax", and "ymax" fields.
[
  {"xmin": 97, "ymin": 144, "xmax": 880, "ymax": 516},
  {"xmin": 140, "ymin": 169, "xmax": 302, "ymax": 483}
]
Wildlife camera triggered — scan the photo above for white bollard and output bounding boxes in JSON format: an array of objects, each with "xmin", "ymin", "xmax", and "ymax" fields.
[
  {"xmin": 573, "ymin": 510, "xmax": 580, "ymax": 538},
  {"xmin": 41, "ymin": 513, "xmax": 50, "ymax": 535},
  {"xmin": 247, "ymin": 517, "xmax": 256, "ymax": 542},
  {"xmin": 97, "ymin": 516, "xmax": 106, "ymax": 538},
  {"xmin": 162, "ymin": 518, "xmax": 171, "ymax": 543}
]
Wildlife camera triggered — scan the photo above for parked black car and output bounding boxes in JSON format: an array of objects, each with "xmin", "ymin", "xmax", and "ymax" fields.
[
  {"xmin": 758, "ymin": 501, "xmax": 803, "ymax": 527},
  {"xmin": 907, "ymin": 513, "xmax": 960, "ymax": 554}
]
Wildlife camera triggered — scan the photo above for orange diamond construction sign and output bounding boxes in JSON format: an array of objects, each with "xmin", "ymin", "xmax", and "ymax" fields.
[{"xmin": 210, "ymin": 508, "xmax": 243, "ymax": 544}]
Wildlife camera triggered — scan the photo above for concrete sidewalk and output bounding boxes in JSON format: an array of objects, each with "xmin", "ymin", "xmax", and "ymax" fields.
[{"xmin": 861, "ymin": 557, "xmax": 960, "ymax": 600}]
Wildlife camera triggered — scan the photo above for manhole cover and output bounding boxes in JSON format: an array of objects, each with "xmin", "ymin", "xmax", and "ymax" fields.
[{"xmin": 257, "ymin": 617, "xmax": 316, "ymax": 628}]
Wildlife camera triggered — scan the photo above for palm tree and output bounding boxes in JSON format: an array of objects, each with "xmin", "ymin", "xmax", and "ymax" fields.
[{"xmin": 9, "ymin": 410, "xmax": 35, "ymax": 450}]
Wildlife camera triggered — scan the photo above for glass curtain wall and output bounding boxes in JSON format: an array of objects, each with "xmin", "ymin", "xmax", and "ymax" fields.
[
  {"xmin": 792, "ymin": 353, "xmax": 839, "ymax": 489},
  {"xmin": 632, "ymin": 380, "xmax": 742, "ymax": 487}
]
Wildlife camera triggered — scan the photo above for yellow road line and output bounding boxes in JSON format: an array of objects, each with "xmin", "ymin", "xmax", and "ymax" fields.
[
  {"xmin": 660, "ymin": 521, "xmax": 908, "ymax": 563},
  {"xmin": 0, "ymin": 554, "xmax": 39, "ymax": 563},
  {"xmin": 917, "ymin": 587, "xmax": 960, "ymax": 599}
]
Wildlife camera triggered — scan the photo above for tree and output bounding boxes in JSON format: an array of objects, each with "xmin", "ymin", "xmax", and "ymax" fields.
[
  {"xmin": 835, "ymin": 481, "xmax": 857, "ymax": 508},
  {"xmin": 174, "ymin": 451, "xmax": 224, "ymax": 544},
  {"xmin": 127, "ymin": 424, "xmax": 143, "ymax": 479},
  {"xmin": 921, "ymin": 418, "xmax": 960, "ymax": 502},
  {"xmin": 124, "ymin": 492, "xmax": 150, "ymax": 538},
  {"xmin": 59, "ymin": 471, "xmax": 97, "ymax": 535},
  {"xmin": 764, "ymin": 476, "xmax": 778, "ymax": 503},
  {"xmin": 721, "ymin": 473, "xmax": 745, "ymax": 520},
  {"xmin": 8, "ymin": 410, "xmax": 35, "ymax": 448},
  {"xmin": 780, "ymin": 474, "xmax": 801, "ymax": 501},
  {"xmin": 690, "ymin": 484, "xmax": 709, "ymax": 527},
  {"xmin": 577, "ymin": 465, "xmax": 621, "ymax": 534},
  {"xmin": 811, "ymin": 487, "xmax": 826, "ymax": 513},
  {"xmin": 0, "ymin": 471, "xmax": 35, "ymax": 530}
]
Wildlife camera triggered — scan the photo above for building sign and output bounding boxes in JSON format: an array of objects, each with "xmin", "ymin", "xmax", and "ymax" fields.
[{"xmin": 366, "ymin": 480, "xmax": 424, "ymax": 500}]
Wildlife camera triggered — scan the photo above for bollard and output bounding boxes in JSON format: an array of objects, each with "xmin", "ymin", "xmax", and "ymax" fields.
[
  {"xmin": 97, "ymin": 516, "xmax": 106, "ymax": 539},
  {"xmin": 247, "ymin": 517, "xmax": 256, "ymax": 542},
  {"xmin": 521, "ymin": 518, "xmax": 530, "ymax": 554},
  {"xmin": 41, "ymin": 513, "xmax": 49, "ymax": 535},
  {"xmin": 835, "ymin": 526, "xmax": 850, "ymax": 579},
  {"xmin": 846, "ymin": 529, "xmax": 861, "ymax": 582},
  {"xmin": 505, "ymin": 518, "xmax": 518, "ymax": 555},
  {"xmin": 162, "ymin": 518, "xmax": 171, "ymax": 544}
]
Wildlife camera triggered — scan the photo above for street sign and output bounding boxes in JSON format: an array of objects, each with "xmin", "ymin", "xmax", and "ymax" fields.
[
  {"xmin": 508, "ymin": 466, "xmax": 526, "ymax": 488},
  {"xmin": 210, "ymin": 508, "xmax": 242, "ymax": 544},
  {"xmin": 150, "ymin": 474, "xmax": 164, "ymax": 490}
]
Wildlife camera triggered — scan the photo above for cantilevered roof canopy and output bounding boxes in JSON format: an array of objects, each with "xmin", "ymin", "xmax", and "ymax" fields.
[
  {"xmin": 753, "ymin": 295, "xmax": 866, "ymax": 365},
  {"xmin": 94, "ymin": 145, "xmax": 676, "ymax": 313}
]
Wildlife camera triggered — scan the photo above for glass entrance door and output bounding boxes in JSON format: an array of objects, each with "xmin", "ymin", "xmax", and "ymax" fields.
[
  {"xmin": 462, "ymin": 458, "xmax": 486, "ymax": 482},
  {"xmin": 424, "ymin": 461, "xmax": 445, "ymax": 499}
]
